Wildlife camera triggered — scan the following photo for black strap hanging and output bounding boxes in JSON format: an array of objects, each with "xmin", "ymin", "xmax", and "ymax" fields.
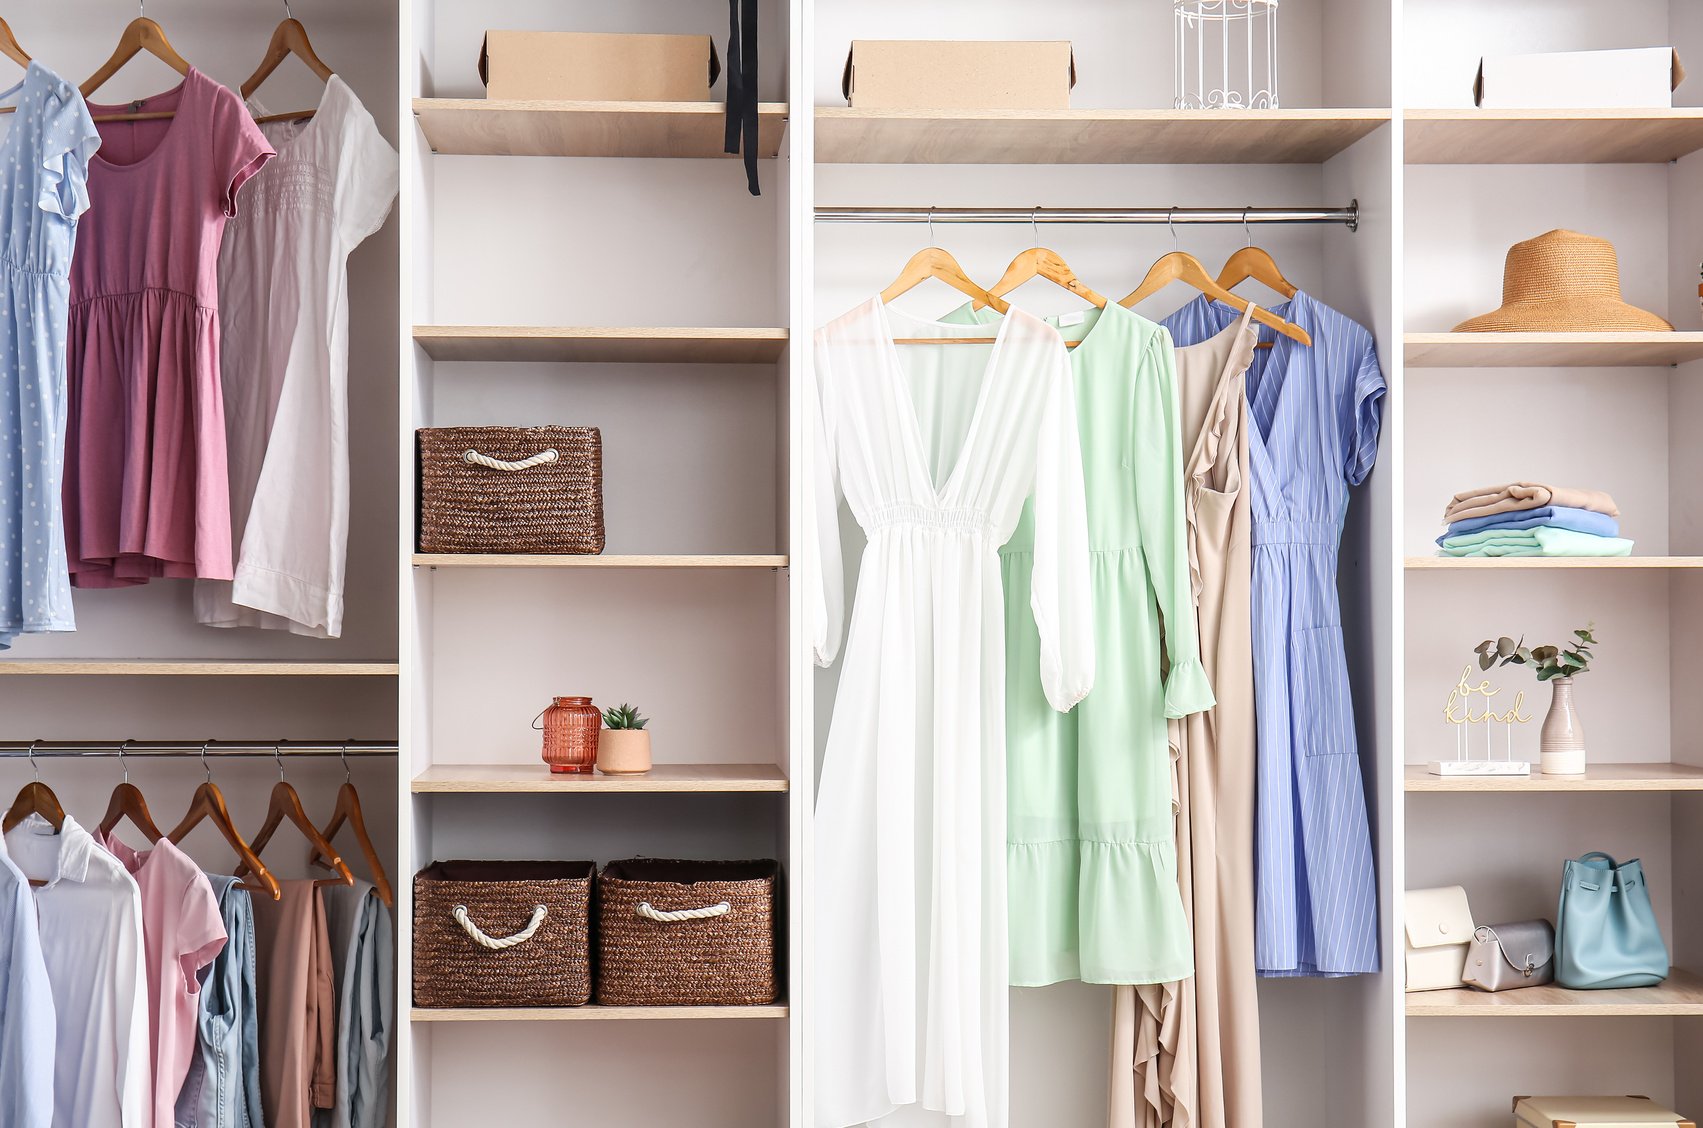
[{"xmin": 724, "ymin": 0, "xmax": 759, "ymax": 195}]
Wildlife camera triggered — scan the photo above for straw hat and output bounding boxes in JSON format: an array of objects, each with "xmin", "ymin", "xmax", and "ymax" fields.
[{"xmin": 1453, "ymin": 229, "xmax": 1672, "ymax": 332}]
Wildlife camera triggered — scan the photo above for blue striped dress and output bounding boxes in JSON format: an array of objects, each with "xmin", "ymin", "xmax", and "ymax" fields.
[{"xmin": 1162, "ymin": 292, "xmax": 1385, "ymax": 977}]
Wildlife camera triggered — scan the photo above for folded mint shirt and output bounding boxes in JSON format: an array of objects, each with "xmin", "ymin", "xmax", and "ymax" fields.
[
  {"xmin": 1439, "ymin": 526, "xmax": 1634, "ymax": 557},
  {"xmin": 1439, "ymin": 505, "xmax": 1620, "ymax": 544}
]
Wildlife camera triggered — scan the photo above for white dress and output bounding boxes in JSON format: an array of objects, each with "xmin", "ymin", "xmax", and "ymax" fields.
[{"xmin": 810, "ymin": 298, "xmax": 1095, "ymax": 1128}]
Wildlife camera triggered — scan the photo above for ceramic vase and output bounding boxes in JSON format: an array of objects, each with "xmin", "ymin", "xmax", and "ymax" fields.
[
  {"xmin": 1539, "ymin": 676, "xmax": 1586, "ymax": 776},
  {"xmin": 597, "ymin": 729, "xmax": 653, "ymax": 775}
]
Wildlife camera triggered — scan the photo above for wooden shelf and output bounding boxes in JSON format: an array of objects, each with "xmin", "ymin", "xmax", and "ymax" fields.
[
  {"xmin": 1405, "ymin": 762, "xmax": 1703, "ymax": 792},
  {"xmin": 413, "ymin": 763, "xmax": 788, "ymax": 793},
  {"xmin": 413, "ymin": 326, "xmax": 788, "ymax": 365},
  {"xmin": 1405, "ymin": 332, "xmax": 1703, "ymax": 369},
  {"xmin": 413, "ymin": 554, "xmax": 787, "ymax": 569},
  {"xmin": 1406, "ymin": 108, "xmax": 1703, "ymax": 164},
  {"xmin": 814, "ymin": 107, "xmax": 1389, "ymax": 164},
  {"xmin": 1407, "ymin": 968, "xmax": 1703, "ymax": 1017},
  {"xmin": 1407, "ymin": 557, "xmax": 1703, "ymax": 570},
  {"xmin": 413, "ymin": 99, "xmax": 788, "ymax": 159},
  {"xmin": 0, "ymin": 660, "xmax": 399, "ymax": 677},
  {"xmin": 412, "ymin": 1005, "xmax": 787, "ymax": 1022}
]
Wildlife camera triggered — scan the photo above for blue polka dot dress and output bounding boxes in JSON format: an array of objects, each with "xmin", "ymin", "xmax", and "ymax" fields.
[{"xmin": 0, "ymin": 63, "xmax": 98, "ymax": 648}]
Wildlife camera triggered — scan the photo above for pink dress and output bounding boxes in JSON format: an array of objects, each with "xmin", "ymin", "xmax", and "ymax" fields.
[{"xmin": 65, "ymin": 68, "xmax": 273, "ymax": 586}]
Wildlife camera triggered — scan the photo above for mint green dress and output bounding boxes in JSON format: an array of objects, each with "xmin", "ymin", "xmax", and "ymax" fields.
[{"xmin": 947, "ymin": 301, "xmax": 1215, "ymax": 985}]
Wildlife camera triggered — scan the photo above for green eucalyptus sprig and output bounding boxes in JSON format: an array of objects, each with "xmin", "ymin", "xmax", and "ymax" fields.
[
  {"xmin": 1473, "ymin": 623, "xmax": 1598, "ymax": 683},
  {"xmin": 600, "ymin": 703, "xmax": 649, "ymax": 730}
]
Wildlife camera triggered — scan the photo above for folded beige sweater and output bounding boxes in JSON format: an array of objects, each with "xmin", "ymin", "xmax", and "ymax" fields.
[{"xmin": 1443, "ymin": 482, "xmax": 1620, "ymax": 523}]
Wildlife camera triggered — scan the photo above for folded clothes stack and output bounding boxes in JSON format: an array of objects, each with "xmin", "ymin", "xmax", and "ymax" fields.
[{"xmin": 1438, "ymin": 482, "xmax": 1632, "ymax": 557}]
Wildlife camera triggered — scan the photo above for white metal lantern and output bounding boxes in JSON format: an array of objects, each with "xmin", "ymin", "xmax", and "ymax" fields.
[{"xmin": 1173, "ymin": 0, "xmax": 1280, "ymax": 110}]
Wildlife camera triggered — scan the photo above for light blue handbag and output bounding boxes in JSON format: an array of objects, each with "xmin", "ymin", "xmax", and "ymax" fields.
[{"xmin": 1554, "ymin": 852, "xmax": 1669, "ymax": 990}]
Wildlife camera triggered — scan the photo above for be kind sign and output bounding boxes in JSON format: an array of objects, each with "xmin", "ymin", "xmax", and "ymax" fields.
[{"xmin": 1433, "ymin": 665, "xmax": 1533, "ymax": 776}]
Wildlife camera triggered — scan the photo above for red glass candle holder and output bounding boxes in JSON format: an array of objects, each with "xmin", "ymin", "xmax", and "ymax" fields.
[{"xmin": 538, "ymin": 696, "xmax": 600, "ymax": 774}]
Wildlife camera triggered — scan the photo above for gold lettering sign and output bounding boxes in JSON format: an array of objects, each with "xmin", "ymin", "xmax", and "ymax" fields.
[{"xmin": 1442, "ymin": 665, "xmax": 1532, "ymax": 726}]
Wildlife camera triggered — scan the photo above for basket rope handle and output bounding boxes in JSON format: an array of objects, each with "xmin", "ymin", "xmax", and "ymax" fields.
[
  {"xmin": 463, "ymin": 448, "xmax": 560, "ymax": 472},
  {"xmin": 635, "ymin": 900, "xmax": 731, "ymax": 923},
  {"xmin": 452, "ymin": 903, "xmax": 548, "ymax": 949}
]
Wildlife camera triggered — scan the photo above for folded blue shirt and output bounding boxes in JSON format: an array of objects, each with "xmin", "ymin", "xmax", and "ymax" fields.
[{"xmin": 1438, "ymin": 505, "xmax": 1620, "ymax": 545}]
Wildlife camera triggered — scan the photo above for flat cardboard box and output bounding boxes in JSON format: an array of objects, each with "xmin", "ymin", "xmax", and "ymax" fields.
[
  {"xmin": 1513, "ymin": 1094, "xmax": 1693, "ymax": 1128},
  {"xmin": 480, "ymin": 31, "xmax": 721, "ymax": 102},
  {"xmin": 1474, "ymin": 47, "xmax": 1685, "ymax": 108},
  {"xmin": 842, "ymin": 41, "xmax": 1075, "ymax": 110}
]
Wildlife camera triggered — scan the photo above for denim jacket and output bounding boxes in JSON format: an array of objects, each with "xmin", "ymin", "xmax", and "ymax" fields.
[{"xmin": 175, "ymin": 875, "xmax": 263, "ymax": 1128}]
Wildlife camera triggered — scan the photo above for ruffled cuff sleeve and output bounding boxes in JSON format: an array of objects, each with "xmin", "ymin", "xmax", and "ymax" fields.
[{"xmin": 1162, "ymin": 655, "xmax": 1216, "ymax": 719}]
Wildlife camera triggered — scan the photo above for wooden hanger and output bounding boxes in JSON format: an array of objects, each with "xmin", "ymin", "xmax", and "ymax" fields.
[
  {"xmin": 0, "ymin": 17, "xmax": 30, "ymax": 68},
  {"xmin": 1217, "ymin": 246, "xmax": 1299, "ymax": 301},
  {"xmin": 167, "ymin": 744, "xmax": 281, "ymax": 901},
  {"xmin": 307, "ymin": 749, "xmax": 392, "ymax": 905},
  {"xmin": 234, "ymin": 745, "xmax": 355, "ymax": 889},
  {"xmin": 883, "ymin": 245, "xmax": 1011, "ymax": 344},
  {"xmin": 98, "ymin": 743, "xmax": 165, "ymax": 844},
  {"xmin": 80, "ymin": 15, "xmax": 193, "ymax": 124},
  {"xmin": 982, "ymin": 247, "xmax": 1107, "ymax": 311},
  {"xmin": 1121, "ymin": 251, "xmax": 1312, "ymax": 346},
  {"xmin": 242, "ymin": 12, "xmax": 333, "ymax": 125},
  {"xmin": 3, "ymin": 744, "xmax": 65, "ymax": 837}
]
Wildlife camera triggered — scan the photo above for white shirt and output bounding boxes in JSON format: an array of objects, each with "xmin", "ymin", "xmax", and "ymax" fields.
[
  {"xmin": 6, "ymin": 815, "xmax": 150, "ymax": 1128},
  {"xmin": 195, "ymin": 75, "xmax": 397, "ymax": 638}
]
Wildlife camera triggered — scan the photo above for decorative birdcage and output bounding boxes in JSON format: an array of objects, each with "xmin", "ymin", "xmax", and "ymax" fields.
[{"xmin": 1173, "ymin": 0, "xmax": 1280, "ymax": 110}]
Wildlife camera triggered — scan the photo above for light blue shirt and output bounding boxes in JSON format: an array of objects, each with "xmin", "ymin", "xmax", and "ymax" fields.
[
  {"xmin": 0, "ymin": 62, "xmax": 99, "ymax": 648},
  {"xmin": 175, "ymin": 874, "xmax": 261, "ymax": 1128},
  {"xmin": 313, "ymin": 880, "xmax": 393, "ymax": 1128},
  {"xmin": 0, "ymin": 834, "xmax": 56, "ymax": 1128}
]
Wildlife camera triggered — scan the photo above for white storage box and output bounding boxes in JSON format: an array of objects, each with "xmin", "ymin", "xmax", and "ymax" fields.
[
  {"xmin": 1513, "ymin": 1095, "xmax": 1693, "ymax": 1128},
  {"xmin": 1474, "ymin": 48, "xmax": 1685, "ymax": 109}
]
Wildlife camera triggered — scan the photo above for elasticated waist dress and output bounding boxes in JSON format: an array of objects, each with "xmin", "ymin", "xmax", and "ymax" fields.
[{"xmin": 65, "ymin": 67, "xmax": 272, "ymax": 587}]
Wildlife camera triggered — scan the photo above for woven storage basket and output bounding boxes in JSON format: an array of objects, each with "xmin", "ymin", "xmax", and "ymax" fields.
[
  {"xmin": 596, "ymin": 859, "xmax": 779, "ymax": 1006},
  {"xmin": 417, "ymin": 426, "xmax": 604, "ymax": 554},
  {"xmin": 413, "ymin": 860, "xmax": 593, "ymax": 1008}
]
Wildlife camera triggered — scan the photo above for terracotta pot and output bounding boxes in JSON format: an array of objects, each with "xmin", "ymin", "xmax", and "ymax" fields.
[
  {"xmin": 597, "ymin": 729, "xmax": 652, "ymax": 775},
  {"xmin": 538, "ymin": 696, "xmax": 600, "ymax": 774},
  {"xmin": 1539, "ymin": 676, "xmax": 1586, "ymax": 776}
]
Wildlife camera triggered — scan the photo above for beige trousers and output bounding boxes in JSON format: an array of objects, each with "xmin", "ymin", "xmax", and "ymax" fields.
[
  {"xmin": 1111, "ymin": 309, "xmax": 1262, "ymax": 1128},
  {"xmin": 253, "ymin": 879, "xmax": 336, "ymax": 1128}
]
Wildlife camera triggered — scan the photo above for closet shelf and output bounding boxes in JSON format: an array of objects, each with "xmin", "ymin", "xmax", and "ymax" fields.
[
  {"xmin": 1405, "ymin": 332, "xmax": 1703, "ymax": 369},
  {"xmin": 1405, "ymin": 108, "xmax": 1703, "ymax": 164},
  {"xmin": 813, "ymin": 107, "xmax": 1389, "ymax": 164},
  {"xmin": 412, "ymin": 99, "xmax": 788, "ymax": 159},
  {"xmin": 413, "ymin": 326, "xmax": 789, "ymax": 364},
  {"xmin": 1405, "ymin": 762, "xmax": 1703, "ymax": 792},
  {"xmin": 1407, "ymin": 968, "xmax": 1703, "ymax": 1016},
  {"xmin": 412, "ymin": 554, "xmax": 788, "ymax": 569},
  {"xmin": 1406, "ymin": 557, "xmax": 1703, "ymax": 571},
  {"xmin": 0, "ymin": 660, "xmax": 400, "ymax": 676},
  {"xmin": 411, "ymin": 1005, "xmax": 788, "ymax": 1022},
  {"xmin": 413, "ymin": 763, "xmax": 788, "ymax": 793}
]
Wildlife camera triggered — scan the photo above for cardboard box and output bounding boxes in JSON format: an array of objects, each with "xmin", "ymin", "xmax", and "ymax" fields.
[
  {"xmin": 841, "ymin": 41, "xmax": 1075, "ymax": 110},
  {"xmin": 1513, "ymin": 1095, "xmax": 1693, "ymax": 1128},
  {"xmin": 1474, "ymin": 47, "xmax": 1685, "ymax": 108},
  {"xmin": 479, "ymin": 31, "xmax": 722, "ymax": 102}
]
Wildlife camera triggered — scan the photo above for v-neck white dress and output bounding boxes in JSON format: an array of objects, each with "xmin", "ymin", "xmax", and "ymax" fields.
[{"xmin": 810, "ymin": 298, "xmax": 1095, "ymax": 1128}]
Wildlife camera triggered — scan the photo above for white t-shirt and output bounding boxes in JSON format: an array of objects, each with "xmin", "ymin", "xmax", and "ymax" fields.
[
  {"xmin": 6, "ymin": 815, "xmax": 149, "ymax": 1128},
  {"xmin": 195, "ymin": 75, "xmax": 397, "ymax": 638}
]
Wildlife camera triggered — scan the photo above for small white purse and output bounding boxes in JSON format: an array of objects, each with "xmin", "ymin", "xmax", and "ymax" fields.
[{"xmin": 1404, "ymin": 885, "xmax": 1476, "ymax": 992}]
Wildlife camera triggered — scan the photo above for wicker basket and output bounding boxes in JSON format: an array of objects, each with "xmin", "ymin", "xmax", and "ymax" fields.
[
  {"xmin": 596, "ymin": 859, "xmax": 779, "ymax": 1006},
  {"xmin": 417, "ymin": 426, "xmax": 604, "ymax": 554},
  {"xmin": 413, "ymin": 860, "xmax": 594, "ymax": 1008}
]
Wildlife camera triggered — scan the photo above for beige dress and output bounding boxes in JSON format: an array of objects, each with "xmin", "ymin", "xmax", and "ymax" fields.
[{"xmin": 1111, "ymin": 306, "xmax": 1261, "ymax": 1128}]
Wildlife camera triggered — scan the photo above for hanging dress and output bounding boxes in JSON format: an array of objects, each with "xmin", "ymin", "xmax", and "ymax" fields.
[
  {"xmin": 941, "ymin": 300, "xmax": 1212, "ymax": 986},
  {"xmin": 66, "ymin": 68, "xmax": 273, "ymax": 586},
  {"xmin": 1162, "ymin": 292, "xmax": 1385, "ymax": 978},
  {"xmin": 811, "ymin": 298, "xmax": 1095, "ymax": 1128},
  {"xmin": 0, "ymin": 63, "xmax": 98, "ymax": 648},
  {"xmin": 1113, "ymin": 305, "xmax": 1261, "ymax": 1128}
]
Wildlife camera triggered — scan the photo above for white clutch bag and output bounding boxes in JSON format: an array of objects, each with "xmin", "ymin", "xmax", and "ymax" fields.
[{"xmin": 1404, "ymin": 885, "xmax": 1476, "ymax": 992}]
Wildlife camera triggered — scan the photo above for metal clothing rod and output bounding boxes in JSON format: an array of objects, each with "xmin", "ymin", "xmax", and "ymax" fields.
[
  {"xmin": 814, "ymin": 202, "xmax": 1359, "ymax": 231},
  {"xmin": 0, "ymin": 740, "xmax": 398, "ymax": 758}
]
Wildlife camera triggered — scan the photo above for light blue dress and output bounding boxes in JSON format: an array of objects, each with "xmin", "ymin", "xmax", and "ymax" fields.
[
  {"xmin": 0, "ymin": 63, "xmax": 98, "ymax": 648},
  {"xmin": 1163, "ymin": 292, "xmax": 1385, "ymax": 978},
  {"xmin": 0, "ymin": 835, "xmax": 54, "ymax": 1128},
  {"xmin": 314, "ymin": 880, "xmax": 394, "ymax": 1128}
]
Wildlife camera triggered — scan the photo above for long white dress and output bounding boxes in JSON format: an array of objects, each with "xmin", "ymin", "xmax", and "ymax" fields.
[{"xmin": 810, "ymin": 298, "xmax": 1096, "ymax": 1128}]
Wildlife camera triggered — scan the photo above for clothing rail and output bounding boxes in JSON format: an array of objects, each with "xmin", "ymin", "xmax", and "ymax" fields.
[
  {"xmin": 0, "ymin": 740, "xmax": 397, "ymax": 758},
  {"xmin": 814, "ymin": 202, "xmax": 1360, "ymax": 232}
]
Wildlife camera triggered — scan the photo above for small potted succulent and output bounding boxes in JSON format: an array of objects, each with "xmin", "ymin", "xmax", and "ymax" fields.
[
  {"xmin": 596, "ymin": 703, "xmax": 652, "ymax": 775},
  {"xmin": 1473, "ymin": 624, "xmax": 1598, "ymax": 776}
]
